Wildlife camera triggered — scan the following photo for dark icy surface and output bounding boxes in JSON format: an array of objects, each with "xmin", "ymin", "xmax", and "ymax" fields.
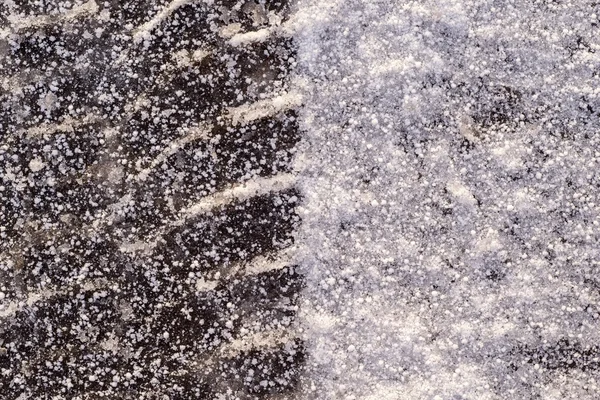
[{"xmin": 0, "ymin": 1, "xmax": 303, "ymax": 398}]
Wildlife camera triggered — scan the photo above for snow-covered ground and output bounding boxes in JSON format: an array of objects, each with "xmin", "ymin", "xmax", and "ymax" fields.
[{"xmin": 293, "ymin": 1, "xmax": 600, "ymax": 398}]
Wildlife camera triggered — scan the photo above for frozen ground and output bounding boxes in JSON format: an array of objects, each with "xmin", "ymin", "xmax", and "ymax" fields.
[
  {"xmin": 2, "ymin": 0, "xmax": 600, "ymax": 398},
  {"xmin": 293, "ymin": 0, "xmax": 600, "ymax": 399}
]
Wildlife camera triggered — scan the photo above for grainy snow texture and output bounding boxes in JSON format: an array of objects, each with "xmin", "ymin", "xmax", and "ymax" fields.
[
  {"xmin": 294, "ymin": 0, "xmax": 600, "ymax": 399},
  {"xmin": 4, "ymin": 0, "xmax": 600, "ymax": 398}
]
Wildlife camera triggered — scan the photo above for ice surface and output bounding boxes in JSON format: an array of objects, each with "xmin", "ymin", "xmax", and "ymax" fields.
[{"xmin": 0, "ymin": 0, "xmax": 303, "ymax": 398}]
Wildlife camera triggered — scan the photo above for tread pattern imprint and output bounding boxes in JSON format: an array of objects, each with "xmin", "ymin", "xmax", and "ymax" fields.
[{"xmin": 0, "ymin": 0, "xmax": 304, "ymax": 399}]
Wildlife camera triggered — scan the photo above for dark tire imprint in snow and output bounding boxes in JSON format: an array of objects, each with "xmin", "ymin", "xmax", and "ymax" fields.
[{"xmin": 0, "ymin": 1, "xmax": 303, "ymax": 398}]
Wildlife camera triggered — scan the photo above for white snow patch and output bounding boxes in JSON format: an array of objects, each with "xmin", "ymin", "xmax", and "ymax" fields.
[
  {"xmin": 293, "ymin": 0, "xmax": 600, "ymax": 398},
  {"xmin": 28, "ymin": 158, "xmax": 46, "ymax": 172}
]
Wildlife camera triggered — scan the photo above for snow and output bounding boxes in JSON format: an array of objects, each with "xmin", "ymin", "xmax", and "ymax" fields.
[
  {"xmin": 294, "ymin": 0, "xmax": 600, "ymax": 398},
  {"xmin": 28, "ymin": 157, "xmax": 46, "ymax": 172}
]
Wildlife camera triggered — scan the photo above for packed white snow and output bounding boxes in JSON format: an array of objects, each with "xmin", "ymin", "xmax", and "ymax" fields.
[{"xmin": 293, "ymin": 0, "xmax": 600, "ymax": 399}]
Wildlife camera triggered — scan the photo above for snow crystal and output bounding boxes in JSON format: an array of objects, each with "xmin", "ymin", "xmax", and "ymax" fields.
[{"xmin": 28, "ymin": 157, "xmax": 46, "ymax": 172}]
